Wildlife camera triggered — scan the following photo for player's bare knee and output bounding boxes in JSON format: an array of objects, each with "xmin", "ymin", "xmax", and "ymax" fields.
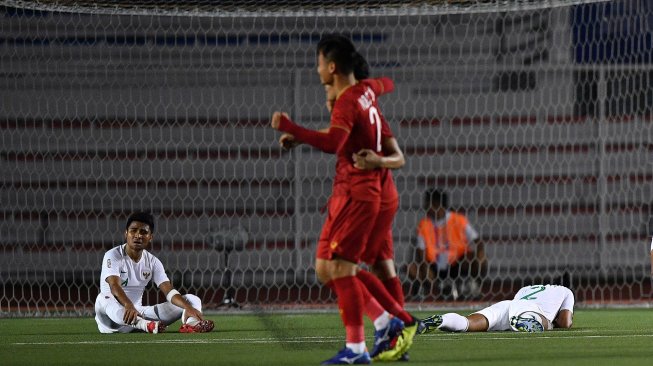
[
  {"xmin": 315, "ymin": 259, "xmax": 331, "ymax": 284},
  {"xmin": 371, "ymin": 260, "xmax": 396, "ymax": 280},
  {"xmin": 326, "ymin": 257, "xmax": 357, "ymax": 278},
  {"xmin": 316, "ymin": 269, "xmax": 331, "ymax": 284}
]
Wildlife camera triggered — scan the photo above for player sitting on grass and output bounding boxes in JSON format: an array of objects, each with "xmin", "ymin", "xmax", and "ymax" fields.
[
  {"xmin": 419, "ymin": 284, "xmax": 574, "ymax": 334},
  {"xmin": 94, "ymin": 212, "xmax": 214, "ymax": 334}
]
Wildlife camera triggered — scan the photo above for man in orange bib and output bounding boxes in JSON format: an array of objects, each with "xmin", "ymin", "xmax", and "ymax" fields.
[{"xmin": 407, "ymin": 189, "xmax": 486, "ymax": 300}]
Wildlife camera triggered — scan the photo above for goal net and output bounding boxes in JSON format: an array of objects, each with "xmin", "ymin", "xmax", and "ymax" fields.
[{"xmin": 2, "ymin": 0, "xmax": 651, "ymax": 315}]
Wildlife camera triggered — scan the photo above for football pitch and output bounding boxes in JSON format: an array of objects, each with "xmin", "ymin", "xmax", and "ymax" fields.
[{"xmin": 1, "ymin": 309, "xmax": 652, "ymax": 366}]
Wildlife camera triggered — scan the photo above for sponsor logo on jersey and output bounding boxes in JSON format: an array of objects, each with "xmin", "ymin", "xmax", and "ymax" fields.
[{"xmin": 107, "ymin": 259, "xmax": 111, "ymax": 268}]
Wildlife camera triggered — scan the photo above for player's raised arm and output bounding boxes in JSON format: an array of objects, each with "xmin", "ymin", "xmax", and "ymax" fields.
[
  {"xmin": 365, "ymin": 77, "xmax": 395, "ymax": 96},
  {"xmin": 270, "ymin": 111, "xmax": 348, "ymax": 154}
]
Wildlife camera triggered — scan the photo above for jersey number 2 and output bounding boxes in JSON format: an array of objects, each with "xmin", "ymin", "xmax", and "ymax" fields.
[
  {"xmin": 520, "ymin": 285, "xmax": 546, "ymax": 300},
  {"xmin": 369, "ymin": 106, "xmax": 382, "ymax": 152}
]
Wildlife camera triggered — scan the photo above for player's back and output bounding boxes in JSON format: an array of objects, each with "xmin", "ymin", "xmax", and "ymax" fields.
[
  {"xmin": 330, "ymin": 80, "xmax": 392, "ymax": 201},
  {"xmin": 513, "ymin": 284, "xmax": 574, "ymax": 321}
]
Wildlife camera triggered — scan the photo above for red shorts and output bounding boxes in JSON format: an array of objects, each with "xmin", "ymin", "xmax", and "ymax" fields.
[
  {"xmin": 317, "ymin": 196, "xmax": 381, "ymax": 263},
  {"xmin": 360, "ymin": 198, "xmax": 398, "ymax": 265}
]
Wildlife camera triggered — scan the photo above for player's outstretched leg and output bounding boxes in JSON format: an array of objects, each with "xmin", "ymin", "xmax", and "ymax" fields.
[
  {"xmin": 321, "ymin": 347, "xmax": 371, "ymax": 365},
  {"xmin": 417, "ymin": 314, "xmax": 443, "ymax": 334},
  {"xmin": 370, "ymin": 316, "xmax": 404, "ymax": 358}
]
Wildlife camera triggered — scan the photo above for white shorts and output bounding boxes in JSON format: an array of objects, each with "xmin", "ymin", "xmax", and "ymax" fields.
[
  {"xmin": 473, "ymin": 299, "xmax": 545, "ymax": 331},
  {"xmin": 94, "ymin": 293, "xmax": 149, "ymax": 333},
  {"xmin": 508, "ymin": 299, "xmax": 545, "ymax": 320},
  {"xmin": 94, "ymin": 293, "xmax": 198, "ymax": 333}
]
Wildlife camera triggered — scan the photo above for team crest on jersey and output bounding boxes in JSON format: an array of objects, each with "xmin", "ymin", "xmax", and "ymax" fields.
[
  {"xmin": 330, "ymin": 241, "xmax": 338, "ymax": 250},
  {"xmin": 142, "ymin": 271, "xmax": 151, "ymax": 279}
]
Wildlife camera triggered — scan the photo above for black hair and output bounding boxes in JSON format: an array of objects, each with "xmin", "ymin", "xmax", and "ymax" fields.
[
  {"xmin": 316, "ymin": 34, "xmax": 357, "ymax": 75},
  {"xmin": 424, "ymin": 188, "xmax": 448, "ymax": 209},
  {"xmin": 125, "ymin": 212, "xmax": 155, "ymax": 232},
  {"xmin": 352, "ymin": 51, "xmax": 370, "ymax": 80}
]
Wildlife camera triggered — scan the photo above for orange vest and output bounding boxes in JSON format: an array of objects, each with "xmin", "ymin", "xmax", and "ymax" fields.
[{"xmin": 417, "ymin": 212, "xmax": 470, "ymax": 264}]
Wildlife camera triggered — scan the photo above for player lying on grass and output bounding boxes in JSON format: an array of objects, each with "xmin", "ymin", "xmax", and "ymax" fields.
[
  {"xmin": 418, "ymin": 284, "xmax": 574, "ymax": 334},
  {"xmin": 94, "ymin": 212, "xmax": 214, "ymax": 334}
]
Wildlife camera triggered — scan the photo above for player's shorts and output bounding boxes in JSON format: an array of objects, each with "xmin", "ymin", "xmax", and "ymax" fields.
[
  {"xmin": 317, "ymin": 195, "xmax": 381, "ymax": 263},
  {"xmin": 94, "ymin": 293, "xmax": 195, "ymax": 333},
  {"xmin": 94, "ymin": 293, "xmax": 145, "ymax": 333},
  {"xmin": 508, "ymin": 299, "xmax": 548, "ymax": 328},
  {"xmin": 473, "ymin": 300, "xmax": 511, "ymax": 331},
  {"xmin": 360, "ymin": 198, "xmax": 398, "ymax": 265}
]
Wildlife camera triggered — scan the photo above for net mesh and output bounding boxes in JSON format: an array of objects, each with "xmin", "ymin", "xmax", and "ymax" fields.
[
  {"xmin": 1, "ymin": 0, "xmax": 651, "ymax": 316},
  {"xmin": 4, "ymin": 0, "xmax": 611, "ymax": 16}
]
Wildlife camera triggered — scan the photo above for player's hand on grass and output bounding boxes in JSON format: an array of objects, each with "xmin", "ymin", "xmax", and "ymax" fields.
[
  {"xmin": 271, "ymin": 111, "xmax": 290, "ymax": 130},
  {"xmin": 279, "ymin": 133, "xmax": 300, "ymax": 150},
  {"xmin": 353, "ymin": 149, "xmax": 382, "ymax": 170},
  {"xmin": 123, "ymin": 303, "xmax": 139, "ymax": 325}
]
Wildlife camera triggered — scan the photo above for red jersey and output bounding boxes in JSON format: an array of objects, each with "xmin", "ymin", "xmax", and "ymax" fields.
[{"xmin": 330, "ymin": 79, "xmax": 394, "ymax": 201}]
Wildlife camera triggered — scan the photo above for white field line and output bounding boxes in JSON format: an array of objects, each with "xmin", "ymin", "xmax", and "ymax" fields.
[{"xmin": 11, "ymin": 333, "xmax": 653, "ymax": 346}]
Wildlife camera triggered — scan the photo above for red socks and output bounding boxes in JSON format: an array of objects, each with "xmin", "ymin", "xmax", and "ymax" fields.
[
  {"xmin": 382, "ymin": 276, "xmax": 405, "ymax": 308},
  {"xmin": 356, "ymin": 270, "xmax": 412, "ymax": 324},
  {"xmin": 331, "ymin": 276, "xmax": 365, "ymax": 343}
]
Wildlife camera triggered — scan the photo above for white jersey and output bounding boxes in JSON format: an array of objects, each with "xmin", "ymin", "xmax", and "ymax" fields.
[
  {"xmin": 99, "ymin": 244, "xmax": 169, "ymax": 306},
  {"xmin": 512, "ymin": 284, "xmax": 575, "ymax": 322}
]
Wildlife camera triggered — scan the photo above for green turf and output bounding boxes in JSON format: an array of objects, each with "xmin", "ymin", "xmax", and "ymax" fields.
[{"xmin": 1, "ymin": 309, "xmax": 652, "ymax": 365}]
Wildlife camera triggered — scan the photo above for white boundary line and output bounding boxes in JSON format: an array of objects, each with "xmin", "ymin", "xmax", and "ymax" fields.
[{"xmin": 12, "ymin": 333, "xmax": 653, "ymax": 346}]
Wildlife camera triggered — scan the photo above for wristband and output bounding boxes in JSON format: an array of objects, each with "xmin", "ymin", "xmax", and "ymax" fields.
[{"xmin": 166, "ymin": 289, "xmax": 181, "ymax": 302}]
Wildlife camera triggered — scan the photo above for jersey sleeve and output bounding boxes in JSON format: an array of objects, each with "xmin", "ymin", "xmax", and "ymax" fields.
[
  {"xmin": 364, "ymin": 77, "xmax": 395, "ymax": 96},
  {"xmin": 152, "ymin": 257, "xmax": 170, "ymax": 287},
  {"xmin": 100, "ymin": 249, "xmax": 121, "ymax": 284},
  {"xmin": 278, "ymin": 114, "xmax": 349, "ymax": 154}
]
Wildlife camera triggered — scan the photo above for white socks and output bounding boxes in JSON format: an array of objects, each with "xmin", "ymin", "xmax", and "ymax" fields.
[
  {"xmin": 439, "ymin": 313, "xmax": 470, "ymax": 332},
  {"xmin": 346, "ymin": 342, "xmax": 366, "ymax": 354},
  {"xmin": 134, "ymin": 317, "xmax": 151, "ymax": 332},
  {"xmin": 185, "ymin": 316, "xmax": 200, "ymax": 326},
  {"xmin": 373, "ymin": 311, "xmax": 392, "ymax": 331}
]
